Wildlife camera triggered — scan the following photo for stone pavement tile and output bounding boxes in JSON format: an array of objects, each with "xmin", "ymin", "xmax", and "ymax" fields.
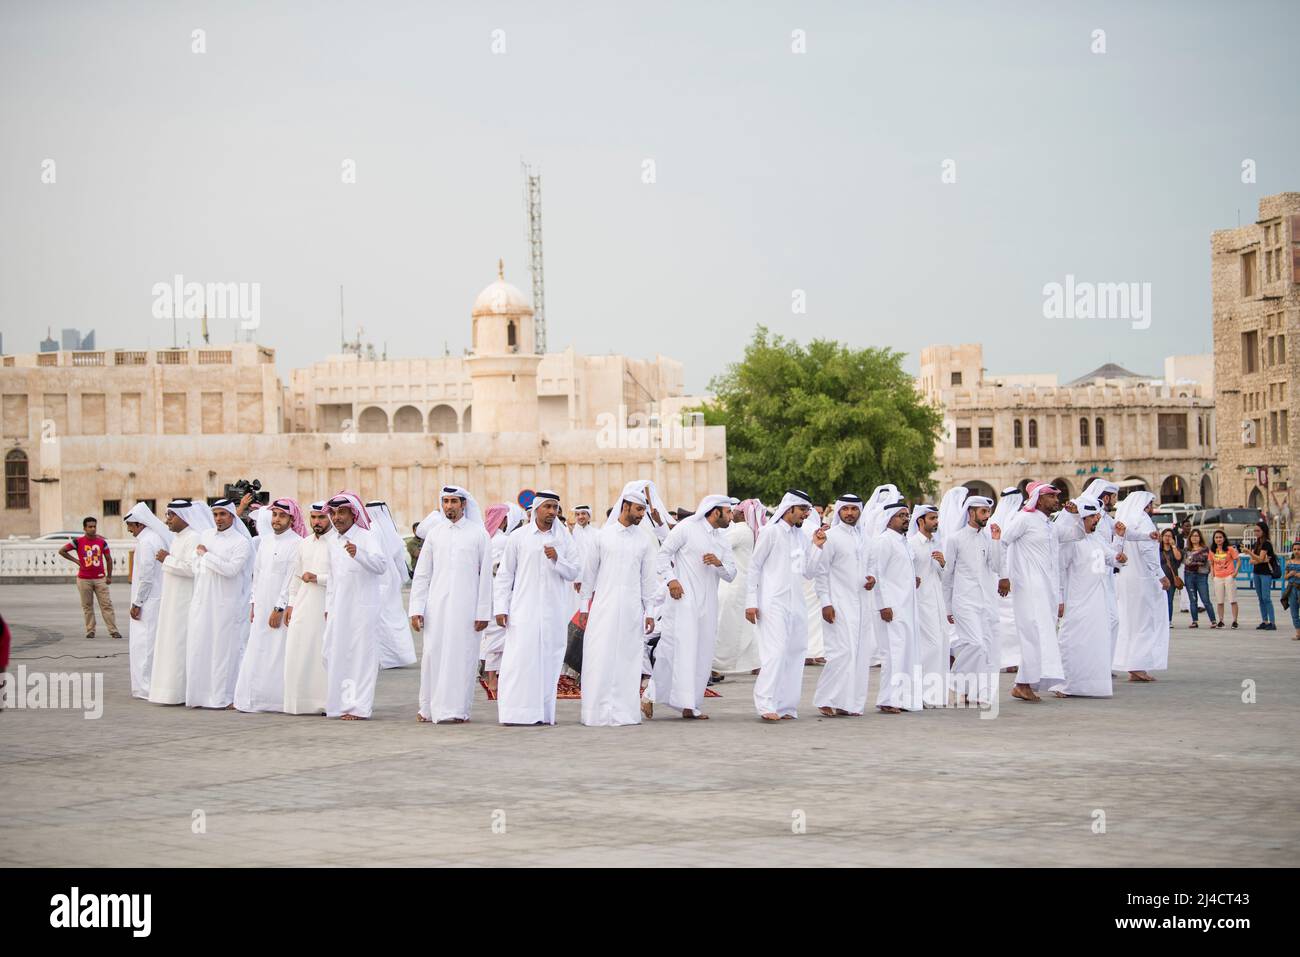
[{"xmin": 2, "ymin": 583, "xmax": 1297, "ymax": 865}]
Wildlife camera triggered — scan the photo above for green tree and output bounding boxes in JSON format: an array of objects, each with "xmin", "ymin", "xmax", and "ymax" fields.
[{"xmin": 700, "ymin": 327, "xmax": 943, "ymax": 505}]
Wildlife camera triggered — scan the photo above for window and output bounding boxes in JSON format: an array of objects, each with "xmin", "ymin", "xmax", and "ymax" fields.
[
  {"xmin": 1095, "ymin": 417, "xmax": 1105, "ymax": 447},
  {"xmin": 1242, "ymin": 250, "xmax": 1257, "ymax": 297},
  {"xmin": 1158, "ymin": 413, "xmax": 1188, "ymax": 450},
  {"xmin": 950, "ymin": 371, "xmax": 963, "ymax": 386},
  {"xmin": 1197, "ymin": 416, "xmax": 1204, "ymax": 446},
  {"xmin": 956, "ymin": 427, "xmax": 972, "ymax": 449},
  {"xmin": 1013, "ymin": 419, "xmax": 1023, "ymax": 448},
  {"xmin": 1028, "ymin": 418, "xmax": 1038, "ymax": 448},
  {"xmin": 507, "ymin": 320, "xmax": 517, "ymax": 351},
  {"xmin": 1265, "ymin": 220, "xmax": 1284, "ymax": 282},
  {"xmin": 102, "ymin": 499, "xmax": 121, "ymax": 517},
  {"xmin": 4, "ymin": 449, "xmax": 29, "ymax": 509},
  {"xmin": 1270, "ymin": 411, "xmax": 1279, "ymax": 446},
  {"xmin": 1267, "ymin": 336, "xmax": 1275, "ymax": 366},
  {"xmin": 1242, "ymin": 330, "xmax": 1258, "ymax": 374},
  {"xmin": 1282, "ymin": 410, "xmax": 1290, "ymax": 447},
  {"xmin": 978, "ymin": 427, "xmax": 993, "ymax": 449},
  {"xmin": 1279, "ymin": 334, "xmax": 1286, "ymax": 363},
  {"xmin": 1079, "ymin": 417, "xmax": 1090, "ymax": 446}
]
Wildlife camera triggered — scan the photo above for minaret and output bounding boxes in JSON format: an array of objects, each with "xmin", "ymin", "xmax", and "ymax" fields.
[{"xmin": 465, "ymin": 260, "xmax": 541, "ymax": 433}]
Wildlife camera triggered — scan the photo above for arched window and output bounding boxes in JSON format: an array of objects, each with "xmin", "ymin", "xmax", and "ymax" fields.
[
  {"xmin": 1027, "ymin": 419, "xmax": 1038, "ymax": 448},
  {"xmin": 1095, "ymin": 417, "xmax": 1105, "ymax": 447},
  {"xmin": 1079, "ymin": 417, "xmax": 1090, "ymax": 446},
  {"xmin": 507, "ymin": 320, "xmax": 517, "ymax": 351},
  {"xmin": 1013, "ymin": 419, "xmax": 1023, "ymax": 448},
  {"xmin": 5, "ymin": 449, "xmax": 29, "ymax": 509}
]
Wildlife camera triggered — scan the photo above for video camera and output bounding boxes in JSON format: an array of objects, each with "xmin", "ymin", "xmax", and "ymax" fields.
[{"xmin": 223, "ymin": 478, "xmax": 269, "ymax": 506}]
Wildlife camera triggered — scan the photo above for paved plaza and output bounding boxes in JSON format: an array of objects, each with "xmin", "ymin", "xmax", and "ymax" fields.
[{"xmin": 2, "ymin": 582, "xmax": 1297, "ymax": 867}]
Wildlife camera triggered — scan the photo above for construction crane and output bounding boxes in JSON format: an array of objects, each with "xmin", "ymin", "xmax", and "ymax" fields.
[{"xmin": 522, "ymin": 161, "xmax": 547, "ymax": 354}]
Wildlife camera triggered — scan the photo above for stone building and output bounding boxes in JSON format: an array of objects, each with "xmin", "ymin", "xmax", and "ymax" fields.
[
  {"xmin": 1210, "ymin": 192, "xmax": 1300, "ymax": 521},
  {"xmin": 0, "ymin": 265, "xmax": 725, "ymax": 538},
  {"xmin": 920, "ymin": 344, "xmax": 1216, "ymax": 505}
]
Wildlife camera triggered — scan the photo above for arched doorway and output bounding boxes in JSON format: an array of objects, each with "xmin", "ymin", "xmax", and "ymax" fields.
[
  {"xmin": 1248, "ymin": 487, "xmax": 1264, "ymax": 510},
  {"xmin": 962, "ymin": 480, "xmax": 996, "ymax": 500},
  {"xmin": 357, "ymin": 406, "xmax": 388, "ymax": 433},
  {"xmin": 392, "ymin": 405, "xmax": 423, "ymax": 433},
  {"xmin": 1050, "ymin": 477, "xmax": 1072, "ymax": 500},
  {"xmin": 1159, "ymin": 475, "xmax": 1185, "ymax": 503},
  {"xmin": 1199, "ymin": 474, "xmax": 1214, "ymax": 508},
  {"xmin": 427, "ymin": 405, "xmax": 457, "ymax": 434},
  {"xmin": 460, "ymin": 406, "xmax": 472, "ymax": 433}
]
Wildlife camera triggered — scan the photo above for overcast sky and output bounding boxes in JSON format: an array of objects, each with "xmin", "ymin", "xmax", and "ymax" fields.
[{"xmin": 2, "ymin": 0, "xmax": 1297, "ymax": 392}]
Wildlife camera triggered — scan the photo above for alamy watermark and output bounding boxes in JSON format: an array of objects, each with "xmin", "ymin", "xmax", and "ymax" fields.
[
  {"xmin": 151, "ymin": 274, "xmax": 261, "ymax": 333},
  {"xmin": 1042, "ymin": 274, "xmax": 1151, "ymax": 330},
  {"xmin": 1, "ymin": 666, "xmax": 104, "ymax": 718},
  {"xmin": 595, "ymin": 406, "xmax": 706, "ymax": 459}
]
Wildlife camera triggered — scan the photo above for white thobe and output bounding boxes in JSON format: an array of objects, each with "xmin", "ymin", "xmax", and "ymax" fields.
[
  {"xmin": 910, "ymin": 531, "xmax": 949, "ymax": 707},
  {"xmin": 185, "ymin": 526, "xmax": 254, "ymax": 708},
  {"xmin": 128, "ymin": 528, "xmax": 168, "ymax": 700},
  {"xmin": 713, "ymin": 522, "xmax": 760, "ymax": 673},
  {"xmin": 1113, "ymin": 519, "xmax": 1168, "ymax": 673},
  {"xmin": 1057, "ymin": 533, "xmax": 1118, "ymax": 696},
  {"xmin": 479, "ymin": 532, "xmax": 510, "ymax": 671},
  {"xmin": 1058, "ymin": 510, "xmax": 1122, "ymax": 659},
  {"xmin": 410, "ymin": 515, "xmax": 494, "ymax": 723},
  {"xmin": 651, "ymin": 520, "xmax": 737, "ymax": 716},
  {"xmin": 747, "ymin": 520, "xmax": 824, "ymax": 718},
  {"xmin": 943, "ymin": 524, "xmax": 1004, "ymax": 704},
  {"xmin": 377, "ymin": 561, "xmax": 417, "ymax": 670},
  {"xmin": 149, "ymin": 526, "xmax": 199, "ymax": 704},
  {"xmin": 323, "ymin": 525, "xmax": 388, "ymax": 718},
  {"xmin": 578, "ymin": 521, "xmax": 659, "ymax": 726},
  {"xmin": 494, "ymin": 520, "xmax": 581, "ymax": 725},
  {"xmin": 870, "ymin": 529, "xmax": 923, "ymax": 710},
  {"xmin": 1002, "ymin": 510, "xmax": 1064, "ymax": 690},
  {"xmin": 283, "ymin": 530, "xmax": 333, "ymax": 715},
  {"xmin": 812, "ymin": 523, "xmax": 872, "ymax": 713},
  {"xmin": 233, "ymin": 528, "xmax": 302, "ymax": 713}
]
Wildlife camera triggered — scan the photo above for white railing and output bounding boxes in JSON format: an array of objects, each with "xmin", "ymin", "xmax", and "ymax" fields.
[{"xmin": 0, "ymin": 540, "xmax": 135, "ymax": 579}]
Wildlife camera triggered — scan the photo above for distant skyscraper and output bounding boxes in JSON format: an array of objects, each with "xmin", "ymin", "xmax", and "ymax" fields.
[
  {"xmin": 61, "ymin": 328, "xmax": 80, "ymax": 350},
  {"xmin": 39, "ymin": 327, "xmax": 58, "ymax": 352}
]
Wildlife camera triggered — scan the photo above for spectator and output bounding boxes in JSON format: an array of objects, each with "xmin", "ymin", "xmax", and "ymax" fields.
[
  {"xmin": 1181, "ymin": 529, "xmax": 1217, "ymax": 628},
  {"xmin": 405, "ymin": 522, "xmax": 423, "ymax": 576},
  {"xmin": 1208, "ymin": 529, "xmax": 1239, "ymax": 630},
  {"xmin": 58, "ymin": 517, "xmax": 121, "ymax": 640},
  {"xmin": 1282, "ymin": 541, "xmax": 1300, "ymax": 641},
  {"xmin": 1248, "ymin": 521, "xmax": 1278, "ymax": 632},
  {"xmin": 1159, "ymin": 529, "xmax": 1182, "ymax": 623}
]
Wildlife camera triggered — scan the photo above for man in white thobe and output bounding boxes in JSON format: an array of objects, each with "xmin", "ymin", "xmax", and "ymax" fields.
[
  {"xmin": 987, "ymin": 487, "xmax": 1023, "ymax": 671},
  {"xmin": 908, "ymin": 504, "xmax": 950, "ymax": 708},
  {"xmin": 367, "ymin": 501, "xmax": 418, "ymax": 669},
  {"xmin": 713, "ymin": 499, "xmax": 765, "ymax": 675},
  {"xmin": 943, "ymin": 495, "xmax": 1003, "ymax": 706},
  {"xmin": 480, "ymin": 503, "xmax": 525, "ymax": 694},
  {"xmin": 812, "ymin": 494, "xmax": 875, "ymax": 717},
  {"xmin": 1056, "ymin": 500, "xmax": 1123, "ymax": 697},
  {"xmin": 283, "ymin": 502, "xmax": 334, "ymax": 715},
  {"xmin": 746, "ymin": 489, "xmax": 827, "ymax": 721},
  {"xmin": 149, "ymin": 498, "xmax": 213, "ymax": 705},
  {"xmin": 1112, "ymin": 491, "xmax": 1170, "ymax": 683},
  {"xmin": 1056, "ymin": 479, "xmax": 1122, "ymax": 660},
  {"xmin": 234, "ymin": 498, "xmax": 306, "ymax": 713},
  {"xmin": 1001, "ymin": 481, "xmax": 1065, "ymax": 702},
  {"xmin": 870, "ymin": 500, "xmax": 923, "ymax": 713},
  {"xmin": 409, "ymin": 486, "xmax": 494, "ymax": 724},
  {"xmin": 124, "ymin": 502, "xmax": 172, "ymax": 700},
  {"xmin": 649, "ymin": 493, "xmax": 737, "ymax": 720},
  {"xmin": 185, "ymin": 499, "xmax": 254, "ymax": 708},
  {"xmin": 570, "ymin": 505, "xmax": 596, "ymax": 613},
  {"xmin": 494, "ymin": 491, "xmax": 581, "ymax": 725},
  {"xmin": 577, "ymin": 486, "xmax": 659, "ymax": 726},
  {"xmin": 322, "ymin": 492, "xmax": 389, "ymax": 719}
]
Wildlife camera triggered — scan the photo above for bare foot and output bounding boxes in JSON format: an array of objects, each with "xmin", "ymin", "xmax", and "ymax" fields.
[
  {"xmin": 760, "ymin": 712, "xmax": 781, "ymax": 722},
  {"xmin": 878, "ymin": 705, "xmax": 902, "ymax": 714},
  {"xmin": 818, "ymin": 706, "xmax": 836, "ymax": 717},
  {"xmin": 416, "ymin": 713, "xmax": 431, "ymax": 723},
  {"xmin": 640, "ymin": 699, "xmax": 653, "ymax": 719},
  {"xmin": 1053, "ymin": 691, "xmax": 1069, "ymax": 698},
  {"xmin": 340, "ymin": 713, "xmax": 365, "ymax": 720},
  {"xmin": 1011, "ymin": 684, "xmax": 1040, "ymax": 702},
  {"xmin": 682, "ymin": 709, "xmax": 709, "ymax": 719}
]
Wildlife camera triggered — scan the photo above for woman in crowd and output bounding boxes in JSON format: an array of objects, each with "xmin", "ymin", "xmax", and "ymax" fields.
[
  {"xmin": 1181, "ymin": 529, "xmax": 1216, "ymax": 628},
  {"xmin": 1282, "ymin": 541, "xmax": 1300, "ymax": 641},
  {"xmin": 1247, "ymin": 521, "xmax": 1278, "ymax": 632},
  {"xmin": 1158, "ymin": 529, "xmax": 1182, "ymax": 624},
  {"xmin": 1208, "ymin": 529, "xmax": 1239, "ymax": 630}
]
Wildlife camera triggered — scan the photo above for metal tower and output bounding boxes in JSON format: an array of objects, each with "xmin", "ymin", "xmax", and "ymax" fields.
[{"xmin": 523, "ymin": 162, "xmax": 547, "ymax": 354}]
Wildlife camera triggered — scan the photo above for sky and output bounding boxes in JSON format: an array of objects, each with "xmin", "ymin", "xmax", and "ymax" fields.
[{"xmin": 2, "ymin": 0, "xmax": 1298, "ymax": 392}]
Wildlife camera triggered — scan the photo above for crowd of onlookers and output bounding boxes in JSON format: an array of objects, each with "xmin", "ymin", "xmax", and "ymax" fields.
[{"xmin": 1158, "ymin": 517, "xmax": 1299, "ymax": 638}]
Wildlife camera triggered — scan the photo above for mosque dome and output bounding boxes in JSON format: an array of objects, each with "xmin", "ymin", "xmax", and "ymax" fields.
[{"xmin": 472, "ymin": 259, "xmax": 534, "ymax": 317}]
